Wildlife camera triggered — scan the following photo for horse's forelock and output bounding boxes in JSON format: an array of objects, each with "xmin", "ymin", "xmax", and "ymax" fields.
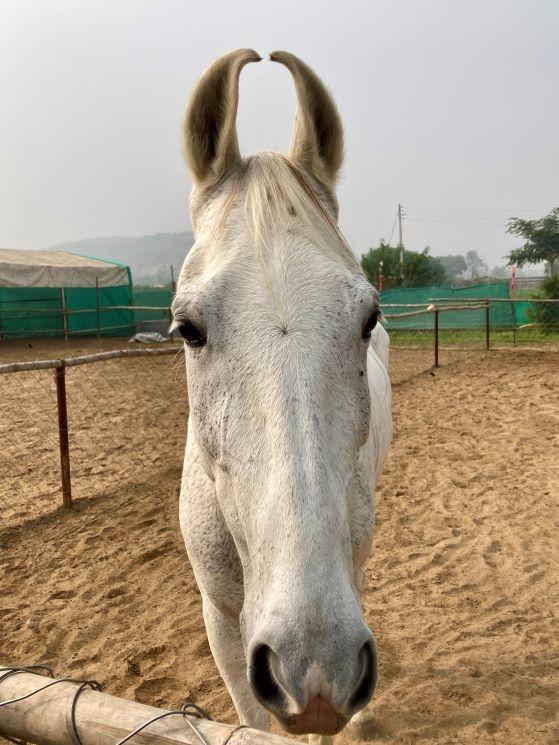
[{"xmin": 201, "ymin": 151, "xmax": 357, "ymax": 274}]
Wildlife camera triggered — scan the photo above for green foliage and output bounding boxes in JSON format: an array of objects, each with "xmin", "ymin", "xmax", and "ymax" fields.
[
  {"xmin": 360, "ymin": 243, "xmax": 445, "ymax": 288},
  {"xmin": 360, "ymin": 242, "xmax": 400, "ymax": 285},
  {"xmin": 405, "ymin": 247, "xmax": 446, "ymax": 286},
  {"xmin": 438, "ymin": 254, "xmax": 467, "ymax": 282},
  {"xmin": 507, "ymin": 208, "xmax": 559, "ymax": 276},
  {"xmin": 527, "ymin": 275, "xmax": 559, "ymax": 332},
  {"xmin": 541, "ymin": 275, "xmax": 559, "ymax": 299}
]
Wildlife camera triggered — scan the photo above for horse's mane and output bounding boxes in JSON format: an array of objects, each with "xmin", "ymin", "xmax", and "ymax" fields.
[{"xmin": 211, "ymin": 151, "xmax": 358, "ymax": 271}]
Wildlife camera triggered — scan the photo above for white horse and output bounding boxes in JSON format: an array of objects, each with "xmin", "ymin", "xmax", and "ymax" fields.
[{"xmin": 172, "ymin": 49, "xmax": 392, "ymax": 742}]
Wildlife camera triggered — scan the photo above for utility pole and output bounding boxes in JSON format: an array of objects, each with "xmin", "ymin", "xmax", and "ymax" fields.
[{"xmin": 397, "ymin": 204, "xmax": 404, "ymax": 281}]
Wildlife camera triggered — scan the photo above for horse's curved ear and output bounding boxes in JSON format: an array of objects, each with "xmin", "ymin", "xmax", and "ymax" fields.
[
  {"xmin": 183, "ymin": 49, "xmax": 261, "ymax": 185},
  {"xmin": 270, "ymin": 51, "xmax": 344, "ymax": 190}
]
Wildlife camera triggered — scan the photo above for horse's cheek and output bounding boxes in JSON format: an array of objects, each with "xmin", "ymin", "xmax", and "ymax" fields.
[
  {"xmin": 189, "ymin": 376, "xmax": 223, "ymax": 463},
  {"xmin": 356, "ymin": 381, "xmax": 371, "ymax": 448}
]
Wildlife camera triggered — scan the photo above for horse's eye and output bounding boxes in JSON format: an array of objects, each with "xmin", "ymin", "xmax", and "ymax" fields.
[
  {"xmin": 178, "ymin": 320, "xmax": 206, "ymax": 348},
  {"xmin": 362, "ymin": 309, "xmax": 380, "ymax": 340}
]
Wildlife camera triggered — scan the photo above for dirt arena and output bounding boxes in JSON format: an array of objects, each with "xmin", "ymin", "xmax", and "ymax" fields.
[{"xmin": 1, "ymin": 339, "xmax": 558, "ymax": 744}]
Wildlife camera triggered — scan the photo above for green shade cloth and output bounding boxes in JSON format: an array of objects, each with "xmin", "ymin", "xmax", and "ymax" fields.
[
  {"xmin": 132, "ymin": 289, "xmax": 174, "ymax": 328},
  {"xmin": 380, "ymin": 282, "xmax": 519, "ymax": 329},
  {"xmin": 0, "ymin": 251, "xmax": 134, "ymax": 339}
]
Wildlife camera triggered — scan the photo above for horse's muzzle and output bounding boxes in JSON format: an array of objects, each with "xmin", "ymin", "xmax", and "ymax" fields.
[
  {"xmin": 248, "ymin": 637, "xmax": 377, "ymax": 735},
  {"xmin": 283, "ymin": 696, "xmax": 344, "ymax": 735}
]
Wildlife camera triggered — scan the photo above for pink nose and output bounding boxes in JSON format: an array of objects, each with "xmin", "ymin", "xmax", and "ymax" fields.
[{"xmin": 285, "ymin": 696, "xmax": 343, "ymax": 735}]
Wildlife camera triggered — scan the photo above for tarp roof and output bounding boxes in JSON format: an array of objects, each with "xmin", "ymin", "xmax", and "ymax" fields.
[{"xmin": 0, "ymin": 249, "xmax": 130, "ymax": 288}]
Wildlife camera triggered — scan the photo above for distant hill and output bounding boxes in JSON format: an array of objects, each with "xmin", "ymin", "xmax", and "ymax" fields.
[{"xmin": 47, "ymin": 232, "xmax": 194, "ymax": 285}]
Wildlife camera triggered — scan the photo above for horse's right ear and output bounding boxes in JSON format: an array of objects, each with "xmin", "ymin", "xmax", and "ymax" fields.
[
  {"xmin": 183, "ymin": 49, "xmax": 261, "ymax": 186},
  {"xmin": 270, "ymin": 51, "xmax": 344, "ymax": 195}
]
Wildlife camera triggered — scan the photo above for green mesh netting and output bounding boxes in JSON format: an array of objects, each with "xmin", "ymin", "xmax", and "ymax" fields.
[
  {"xmin": 132, "ymin": 289, "xmax": 174, "ymax": 319},
  {"xmin": 1, "ymin": 279, "xmax": 546, "ymax": 340},
  {"xmin": 132, "ymin": 289, "xmax": 174, "ymax": 330},
  {"xmin": 380, "ymin": 283, "xmax": 516, "ymax": 329},
  {"xmin": 0, "ymin": 284, "xmax": 134, "ymax": 339}
]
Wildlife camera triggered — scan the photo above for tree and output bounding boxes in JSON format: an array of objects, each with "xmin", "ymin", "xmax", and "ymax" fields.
[
  {"xmin": 507, "ymin": 208, "xmax": 559, "ymax": 277},
  {"xmin": 438, "ymin": 254, "xmax": 467, "ymax": 283},
  {"xmin": 490, "ymin": 266, "xmax": 508, "ymax": 279},
  {"xmin": 361, "ymin": 242, "xmax": 400, "ymax": 286},
  {"xmin": 404, "ymin": 246, "xmax": 446, "ymax": 286},
  {"xmin": 465, "ymin": 250, "xmax": 489, "ymax": 280},
  {"xmin": 527, "ymin": 275, "xmax": 559, "ymax": 332},
  {"xmin": 361, "ymin": 244, "xmax": 445, "ymax": 288}
]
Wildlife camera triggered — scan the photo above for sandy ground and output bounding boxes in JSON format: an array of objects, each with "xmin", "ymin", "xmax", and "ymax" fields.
[{"xmin": 1, "ymin": 339, "xmax": 558, "ymax": 744}]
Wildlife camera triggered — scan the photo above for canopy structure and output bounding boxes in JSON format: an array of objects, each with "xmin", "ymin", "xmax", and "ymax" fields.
[
  {"xmin": 0, "ymin": 249, "xmax": 130, "ymax": 289},
  {"xmin": 0, "ymin": 249, "xmax": 134, "ymax": 339}
]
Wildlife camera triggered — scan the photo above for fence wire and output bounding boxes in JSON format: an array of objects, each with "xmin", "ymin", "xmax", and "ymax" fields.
[
  {"xmin": 1, "ymin": 301, "xmax": 558, "ymax": 521},
  {"xmin": 0, "ymin": 665, "xmax": 215, "ymax": 745},
  {"xmin": 384, "ymin": 305, "xmax": 489, "ymax": 384},
  {"xmin": 0, "ymin": 349, "xmax": 187, "ymax": 528},
  {"xmin": 385, "ymin": 300, "xmax": 559, "ymax": 384}
]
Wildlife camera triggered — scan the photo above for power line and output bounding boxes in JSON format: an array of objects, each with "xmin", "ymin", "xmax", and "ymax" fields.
[
  {"xmin": 386, "ymin": 209, "xmax": 398, "ymax": 245},
  {"xmin": 403, "ymin": 205, "xmax": 543, "ymax": 214},
  {"xmin": 399, "ymin": 205, "xmax": 545, "ymax": 228},
  {"xmin": 404, "ymin": 216, "xmax": 510, "ymax": 226}
]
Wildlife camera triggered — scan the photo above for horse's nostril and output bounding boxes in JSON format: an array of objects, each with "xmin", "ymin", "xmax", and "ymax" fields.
[
  {"xmin": 348, "ymin": 639, "xmax": 378, "ymax": 714},
  {"xmin": 248, "ymin": 644, "xmax": 285, "ymax": 710}
]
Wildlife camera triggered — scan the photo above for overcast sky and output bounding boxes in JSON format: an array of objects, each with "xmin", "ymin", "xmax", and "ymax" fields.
[{"xmin": 2, "ymin": 0, "xmax": 558, "ymax": 266}]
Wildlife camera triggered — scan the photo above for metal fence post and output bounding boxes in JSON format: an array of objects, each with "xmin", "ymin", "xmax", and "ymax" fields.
[
  {"xmin": 55, "ymin": 362, "xmax": 72, "ymax": 508},
  {"xmin": 485, "ymin": 299, "xmax": 490, "ymax": 351},
  {"xmin": 434, "ymin": 306, "xmax": 439, "ymax": 368}
]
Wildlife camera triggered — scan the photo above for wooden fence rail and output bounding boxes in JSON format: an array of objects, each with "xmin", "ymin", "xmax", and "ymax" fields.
[
  {"xmin": 0, "ymin": 668, "xmax": 296, "ymax": 745},
  {"xmin": 0, "ymin": 347, "xmax": 183, "ymax": 508},
  {"xmin": 0, "ymin": 302, "xmax": 495, "ymax": 509}
]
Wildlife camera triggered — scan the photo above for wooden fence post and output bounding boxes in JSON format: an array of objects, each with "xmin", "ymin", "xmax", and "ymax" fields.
[
  {"xmin": 169, "ymin": 265, "xmax": 176, "ymax": 341},
  {"xmin": 95, "ymin": 277, "xmax": 101, "ymax": 339},
  {"xmin": 55, "ymin": 363, "xmax": 72, "ymax": 508},
  {"xmin": 168, "ymin": 307, "xmax": 174, "ymax": 341},
  {"xmin": 60, "ymin": 288, "xmax": 68, "ymax": 342},
  {"xmin": 485, "ymin": 299, "xmax": 490, "ymax": 351},
  {"xmin": 434, "ymin": 306, "xmax": 439, "ymax": 368}
]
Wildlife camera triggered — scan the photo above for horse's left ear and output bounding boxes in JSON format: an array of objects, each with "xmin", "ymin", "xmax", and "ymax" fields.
[{"xmin": 270, "ymin": 51, "xmax": 344, "ymax": 194}]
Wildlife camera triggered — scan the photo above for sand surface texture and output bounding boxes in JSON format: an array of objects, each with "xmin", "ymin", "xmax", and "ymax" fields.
[{"xmin": 1, "ymin": 340, "xmax": 558, "ymax": 744}]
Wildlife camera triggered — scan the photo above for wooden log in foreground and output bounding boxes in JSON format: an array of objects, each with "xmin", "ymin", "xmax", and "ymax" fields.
[{"xmin": 0, "ymin": 670, "xmax": 297, "ymax": 745}]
